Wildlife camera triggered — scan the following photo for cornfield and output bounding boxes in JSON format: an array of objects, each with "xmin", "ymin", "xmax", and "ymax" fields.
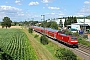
[{"xmin": 0, "ymin": 29, "xmax": 38, "ymax": 60}]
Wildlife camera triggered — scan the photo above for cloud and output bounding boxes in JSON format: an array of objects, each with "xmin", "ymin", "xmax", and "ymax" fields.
[
  {"xmin": 80, "ymin": 6, "xmax": 90, "ymax": 14},
  {"xmin": 0, "ymin": 5, "xmax": 25, "ymax": 21},
  {"xmin": 5, "ymin": 2, "xmax": 8, "ymax": 4},
  {"xmin": 84, "ymin": 1, "xmax": 90, "ymax": 4},
  {"xmin": 75, "ymin": 1, "xmax": 90, "ymax": 17},
  {"xmin": 75, "ymin": 6, "xmax": 90, "ymax": 17},
  {"xmin": 0, "ymin": 5, "xmax": 41, "ymax": 22},
  {"xmin": 74, "ymin": 12, "xmax": 85, "ymax": 17},
  {"xmin": 48, "ymin": 6, "xmax": 60, "ymax": 10},
  {"xmin": 44, "ymin": 11, "xmax": 65, "ymax": 20},
  {"xmin": 18, "ymin": 14, "xmax": 24, "ymax": 16},
  {"xmin": 15, "ymin": 0, "xmax": 22, "ymax": 5},
  {"xmin": 59, "ymin": 13, "xmax": 65, "ymax": 16},
  {"xmin": 41, "ymin": 0, "xmax": 53, "ymax": 3},
  {"xmin": 43, "ymin": 7, "xmax": 45, "ymax": 9},
  {"xmin": 0, "ymin": 5, "xmax": 22, "ymax": 12},
  {"xmin": 29, "ymin": 2, "xmax": 39, "ymax": 6}
]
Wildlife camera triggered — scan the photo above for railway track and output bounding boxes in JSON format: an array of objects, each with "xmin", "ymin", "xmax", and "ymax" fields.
[
  {"xmin": 71, "ymin": 44, "xmax": 90, "ymax": 60},
  {"xmin": 48, "ymin": 37, "xmax": 90, "ymax": 60},
  {"xmin": 51, "ymin": 39, "xmax": 90, "ymax": 60},
  {"xmin": 78, "ymin": 44, "xmax": 90, "ymax": 54},
  {"xmin": 34, "ymin": 31, "xmax": 90, "ymax": 60},
  {"xmin": 74, "ymin": 44, "xmax": 90, "ymax": 57}
]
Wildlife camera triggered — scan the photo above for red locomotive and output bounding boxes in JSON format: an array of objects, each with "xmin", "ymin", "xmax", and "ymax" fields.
[{"xmin": 31, "ymin": 26, "xmax": 78, "ymax": 48}]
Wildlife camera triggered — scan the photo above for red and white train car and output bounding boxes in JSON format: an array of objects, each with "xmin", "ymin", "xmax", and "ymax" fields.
[{"xmin": 31, "ymin": 26, "xmax": 78, "ymax": 47}]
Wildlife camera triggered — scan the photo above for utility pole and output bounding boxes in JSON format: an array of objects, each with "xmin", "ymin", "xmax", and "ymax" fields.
[
  {"xmin": 31, "ymin": 18, "xmax": 34, "ymax": 26},
  {"xmin": 84, "ymin": 16, "xmax": 86, "ymax": 34},
  {"xmin": 30, "ymin": 18, "xmax": 34, "ymax": 31},
  {"xmin": 41, "ymin": 15, "xmax": 45, "ymax": 34}
]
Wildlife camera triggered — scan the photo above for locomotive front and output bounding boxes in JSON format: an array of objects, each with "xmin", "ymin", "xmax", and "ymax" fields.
[{"xmin": 69, "ymin": 36, "xmax": 78, "ymax": 47}]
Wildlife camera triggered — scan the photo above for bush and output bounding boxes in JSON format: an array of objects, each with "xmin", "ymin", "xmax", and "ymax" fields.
[
  {"xmin": 72, "ymin": 32, "xmax": 79, "ymax": 37},
  {"xmin": 34, "ymin": 34, "xmax": 39, "ymax": 38},
  {"xmin": 83, "ymin": 35, "xmax": 88, "ymax": 39},
  {"xmin": 65, "ymin": 30, "xmax": 72, "ymax": 35},
  {"xmin": 79, "ymin": 34, "xmax": 88, "ymax": 39},
  {"xmin": 28, "ymin": 28, "xmax": 33, "ymax": 33},
  {"xmin": 78, "ymin": 37, "xmax": 90, "ymax": 46},
  {"xmin": 40, "ymin": 35, "xmax": 49, "ymax": 45},
  {"xmin": 55, "ymin": 48, "xmax": 77, "ymax": 60}
]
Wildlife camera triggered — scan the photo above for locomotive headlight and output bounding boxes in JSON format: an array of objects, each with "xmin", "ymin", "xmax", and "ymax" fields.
[
  {"xmin": 71, "ymin": 41, "xmax": 74, "ymax": 42},
  {"xmin": 74, "ymin": 41, "xmax": 77, "ymax": 42},
  {"xmin": 71, "ymin": 41, "xmax": 77, "ymax": 42}
]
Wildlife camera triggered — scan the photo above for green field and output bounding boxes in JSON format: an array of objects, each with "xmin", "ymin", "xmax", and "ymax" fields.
[{"xmin": 0, "ymin": 29, "xmax": 38, "ymax": 60}]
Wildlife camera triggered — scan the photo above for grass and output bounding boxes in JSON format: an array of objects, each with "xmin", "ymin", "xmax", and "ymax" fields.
[
  {"xmin": 45, "ymin": 42, "xmax": 60, "ymax": 60},
  {"xmin": 78, "ymin": 37, "xmax": 90, "ymax": 47},
  {"xmin": 23, "ymin": 29, "xmax": 56, "ymax": 60},
  {"xmin": 34, "ymin": 35, "xmax": 59, "ymax": 60},
  {"xmin": 32, "ymin": 31, "xmax": 83, "ymax": 60},
  {"xmin": 32, "ymin": 33, "xmax": 59, "ymax": 60}
]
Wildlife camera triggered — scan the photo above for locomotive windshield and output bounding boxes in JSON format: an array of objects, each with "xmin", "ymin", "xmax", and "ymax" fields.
[{"xmin": 71, "ymin": 37, "xmax": 77, "ymax": 40}]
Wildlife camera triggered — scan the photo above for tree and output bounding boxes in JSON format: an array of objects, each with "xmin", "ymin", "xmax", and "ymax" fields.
[
  {"xmin": 64, "ymin": 16, "xmax": 77, "ymax": 27},
  {"xmin": 40, "ymin": 20, "xmax": 47, "ymax": 28},
  {"xmin": 73, "ymin": 17, "xmax": 77, "ymax": 23},
  {"xmin": 1, "ymin": 17, "xmax": 12, "ymax": 28},
  {"xmin": 50, "ymin": 21, "xmax": 58, "ymax": 29},
  {"xmin": 46, "ymin": 21, "xmax": 52, "ymax": 28},
  {"xmin": 40, "ymin": 20, "xmax": 58, "ymax": 29},
  {"xmin": 14, "ymin": 22, "xmax": 17, "ymax": 26},
  {"xmin": 28, "ymin": 28, "xmax": 33, "ymax": 33},
  {"xmin": 1, "ymin": 22, "xmax": 5, "ymax": 28},
  {"xmin": 24, "ymin": 21, "xmax": 29, "ymax": 25},
  {"xmin": 59, "ymin": 19, "xmax": 63, "ymax": 28},
  {"xmin": 67, "ymin": 16, "xmax": 71, "ymax": 25},
  {"xmin": 40, "ymin": 35, "xmax": 49, "ymax": 45},
  {"xmin": 64, "ymin": 18, "xmax": 67, "ymax": 27}
]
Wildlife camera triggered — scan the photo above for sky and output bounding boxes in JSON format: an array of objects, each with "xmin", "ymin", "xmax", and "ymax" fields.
[{"xmin": 0, "ymin": 0, "xmax": 90, "ymax": 22}]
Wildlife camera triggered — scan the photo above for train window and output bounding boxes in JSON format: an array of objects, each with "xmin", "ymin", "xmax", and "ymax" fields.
[
  {"xmin": 58, "ymin": 31, "xmax": 62, "ymax": 33},
  {"xmin": 71, "ymin": 37, "xmax": 77, "ymax": 40}
]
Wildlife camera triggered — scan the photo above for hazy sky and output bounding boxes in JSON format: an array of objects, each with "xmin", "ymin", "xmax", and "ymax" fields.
[{"xmin": 0, "ymin": 0, "xmax": 90, "ymax": 22}]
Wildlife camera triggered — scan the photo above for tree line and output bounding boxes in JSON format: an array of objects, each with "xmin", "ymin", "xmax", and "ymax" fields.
[
  {"xmin": 64, "ymin": 16, "xmax": 77, "ymax": 27},
  {"xmin": 0, "ymin": 16, "xmax": 77, "ymax": 29},
  {"xmin": 39, "ymin": 16, "xmax": 77, "ymax": 29}
]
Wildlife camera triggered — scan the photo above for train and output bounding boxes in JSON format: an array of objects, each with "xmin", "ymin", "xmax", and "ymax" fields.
[{"xmin": 30, "ymin": 26, "xmax": 78, "ymax": 48}]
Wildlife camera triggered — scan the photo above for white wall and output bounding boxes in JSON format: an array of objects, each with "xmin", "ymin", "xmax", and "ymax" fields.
[
  {"xmin": 71, "ymin": 24, "xmax": 80, "ymax": 30},
  {"xmin": 77, "ymin": 19, "xmax": 90, "ymax": 23},
  {"xmin": 54, "ymin": 19, "xmax": 65, "ymax": 28}
]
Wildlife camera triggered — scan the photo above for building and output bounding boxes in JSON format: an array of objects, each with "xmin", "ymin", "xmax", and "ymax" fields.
[
  {"xmin": 71, "ymin": 23, "xmax": 90, "ymax": 30},
  {"xmin": 47, "ymin": 18, "xmax": 90, "ymax": 30},
  {"xmin": 77, "ymin": 19, "xmax": 90, "ymax": 26}
]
